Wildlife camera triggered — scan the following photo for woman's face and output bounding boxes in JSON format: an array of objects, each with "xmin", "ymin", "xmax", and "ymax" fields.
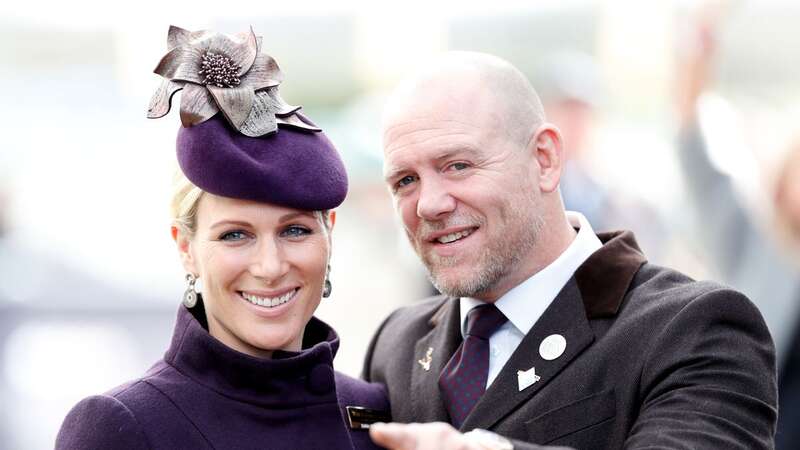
[{"xmin": 175, "ymin": 193, "xmax": 331, "ymax": 358}]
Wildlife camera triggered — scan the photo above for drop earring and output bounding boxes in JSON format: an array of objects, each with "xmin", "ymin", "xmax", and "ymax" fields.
[
  {"xmin": 183, "ymin": 273, "xmax": 198, "ymax": 308},
  {"xmin": 322, "ymin": 265, "xmax": 332, "ymax": 298}
]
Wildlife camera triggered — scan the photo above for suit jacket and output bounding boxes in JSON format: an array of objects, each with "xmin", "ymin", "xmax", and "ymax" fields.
[
  {"xmin": 57, "ymin": 302, "xmax": 388, "ymax": 450},
  {"xmin": 363, "ymin": 231, "xmax": 777, "ymax": 449}
]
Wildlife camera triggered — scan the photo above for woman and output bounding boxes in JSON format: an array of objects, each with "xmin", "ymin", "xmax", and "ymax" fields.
[{"xmin": 56, "ymin": 26, "xmax": 389, "ymax": 450}]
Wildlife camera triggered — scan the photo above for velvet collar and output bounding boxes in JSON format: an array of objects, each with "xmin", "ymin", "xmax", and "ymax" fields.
[{"xmin": 162, "ymin": 298, "xmax": 341, "ymax": 408}]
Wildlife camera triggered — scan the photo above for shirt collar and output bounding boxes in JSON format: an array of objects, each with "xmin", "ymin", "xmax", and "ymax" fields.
[{"xmin": 459, "ymin": 211, "xmax": 602, "ymax": 336}]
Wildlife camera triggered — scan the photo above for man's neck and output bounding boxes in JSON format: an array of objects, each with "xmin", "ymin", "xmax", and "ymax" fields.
[{"xmin": 474, "ymin": 210, "xmax": 577, "ymax": 303}]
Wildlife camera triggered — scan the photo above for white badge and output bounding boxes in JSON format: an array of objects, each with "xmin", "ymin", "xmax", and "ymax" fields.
[
  {"xmin": 517, "ymin": 367, "xmax": 541, "ymax": 391},
  {"xmin": 539, "ymin": 334, "xmax": 567, "ymax": 361}
]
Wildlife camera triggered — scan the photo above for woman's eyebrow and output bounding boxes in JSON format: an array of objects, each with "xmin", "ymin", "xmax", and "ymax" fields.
[
  {"xmin": 278, "ymin": 211, "xmax": 317, "ymax": 222},
  {"xmin": 209, "ymin": 219, "xmax": 252, "ymax": 229}
]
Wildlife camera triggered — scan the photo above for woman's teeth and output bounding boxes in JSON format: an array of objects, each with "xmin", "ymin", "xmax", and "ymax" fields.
[
  {"xmin": 437, "ymin": 229, "xmax": 474, "ymax": 244},
  {"xmin": 241, "ymin": 289, "xmax": 297, "ymax": 308}
]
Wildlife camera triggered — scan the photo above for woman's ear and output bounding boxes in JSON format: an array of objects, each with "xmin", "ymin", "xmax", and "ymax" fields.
[
  {"xmin": 329, "ymin": 211, "xmax": 336, "ymax": 230},
  {"xmin": 530, "ymin": 124, "xmax": 565, "ymax": 193},
  {"xmin": 172, "ymin": 225, "xmax": 198, "ymax": 275}
]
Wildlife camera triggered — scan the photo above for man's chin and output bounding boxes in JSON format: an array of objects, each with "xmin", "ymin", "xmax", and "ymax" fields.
[{"xmin": 429, "ymin": 270, "xmax": 478, "ymax": 298}]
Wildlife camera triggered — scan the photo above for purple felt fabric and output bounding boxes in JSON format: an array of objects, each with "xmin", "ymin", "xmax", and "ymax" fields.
[
  {"xmin": 55, "ymin": 301, "xmax": 388, "ymax": 450},
  {"xmin": 176, "ymin": 114, "xmax": 348, "ymax": 210}
]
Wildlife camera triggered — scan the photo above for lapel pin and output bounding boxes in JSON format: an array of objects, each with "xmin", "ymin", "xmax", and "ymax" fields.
[
  {"xmin": 517, "ymin": 367, "xmax": 541, "ymax": 391},
  {"xmin": 539, "ymin": 334, "xmax": 567, "ymax": 361},
  {"xmin": 418, "ymin": 347, "xmax": 433, "ymax": 371}
]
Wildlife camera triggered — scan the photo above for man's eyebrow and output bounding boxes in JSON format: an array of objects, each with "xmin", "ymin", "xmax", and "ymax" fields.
[
  {"xmin": 383, "ymin": 146, "xmax": 482, "ymax": 183},
  {"xmin": 431, "ymin": 146, "xmax": 481, "ymax": 162},
  {"xmin": 383, "ymin": 166, "xmax": 408, "ymax": 183}
]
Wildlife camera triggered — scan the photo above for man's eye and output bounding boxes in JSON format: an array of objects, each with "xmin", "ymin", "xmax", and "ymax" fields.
[
  {"xmin": 281, "ymin": 226, "xmax": 311, "ymax": 238},
  {"xmin": 219, "ymin": 231, "xmax": 248, "ymax": 241},
  {"xmin": 396, "ymin": 175, "xmax": 417, "ymax": 189},
  {"xmin": 449, "ymin": 162, "xmax": 469, "ymax": 171}
]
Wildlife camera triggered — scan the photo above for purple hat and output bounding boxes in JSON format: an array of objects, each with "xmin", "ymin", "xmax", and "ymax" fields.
[
  {"xmin": 176, "ymin": 114, "xmax": 347, "ymax": 210},
  {"xmin": 147, "ymin": 25, "xmax": 348, "ymax": 210}
]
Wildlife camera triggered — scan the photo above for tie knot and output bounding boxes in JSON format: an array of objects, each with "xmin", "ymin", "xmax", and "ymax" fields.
[{"xmin": 465, "ymin": 304, "xmax": 507, "ymax": 340}]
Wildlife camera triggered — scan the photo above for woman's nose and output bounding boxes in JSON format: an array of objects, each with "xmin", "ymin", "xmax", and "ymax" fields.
[{"xmin": 248, "ymin": 239, "xmax": 289, "ymax": 283}]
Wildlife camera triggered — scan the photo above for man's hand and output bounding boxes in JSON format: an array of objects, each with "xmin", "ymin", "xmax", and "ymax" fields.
[{"xmin": 369, "ymin": 422, "xmax": 484, "ymax": 450}]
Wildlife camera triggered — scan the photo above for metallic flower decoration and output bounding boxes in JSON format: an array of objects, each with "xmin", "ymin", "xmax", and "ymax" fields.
[{"xmin": 147, "ymin": 25, "xmax": 320, "ymax": 136}]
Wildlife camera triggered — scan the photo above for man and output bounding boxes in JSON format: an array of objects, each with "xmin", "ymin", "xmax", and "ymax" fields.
[{"xmin": 363, "ymin": 52, "xmax": 777, "ymax": 450}]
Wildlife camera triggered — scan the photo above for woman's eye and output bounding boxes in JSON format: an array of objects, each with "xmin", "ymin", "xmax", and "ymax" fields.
[
  {"xmin": 281, "ymin": 226, "xmax": 311, "ymax": 238},
  {"xmin": 219, "ymin": 231, "xmax": 248, "ymax": 241}
]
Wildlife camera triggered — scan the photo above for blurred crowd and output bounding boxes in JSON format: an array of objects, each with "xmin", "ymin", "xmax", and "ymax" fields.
[{"xmin": 1, "ymin": 1, "xmax": 800, "ymax": 448}]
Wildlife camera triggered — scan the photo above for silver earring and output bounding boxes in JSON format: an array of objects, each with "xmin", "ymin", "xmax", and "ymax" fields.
[
  {"xmin": 183, "ymin": 273, "xmax": 198, "ymax": 308},
  {"xmin": 322, "ymin": 265, "xmax": 332, "ymax": 298}
]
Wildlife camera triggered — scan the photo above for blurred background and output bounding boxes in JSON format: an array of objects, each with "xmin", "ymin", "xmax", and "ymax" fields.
[{"xmin": 2, "ymin": 0, "xmax": 800, "ymax": 448}]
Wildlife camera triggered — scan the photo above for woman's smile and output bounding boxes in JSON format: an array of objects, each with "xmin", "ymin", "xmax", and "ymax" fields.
[{"xmin": 239, "ymin": 288, "xmax": 299, "ymax": 308}]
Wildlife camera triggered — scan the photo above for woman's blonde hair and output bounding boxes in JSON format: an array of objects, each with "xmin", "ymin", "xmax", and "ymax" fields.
[
  {"xmin": 170, "ymin": 169, "xmax": 331, "ymax": 236},
  {"xmin": 170, "ymin": 169, "xmax": 205, "ymax": 236}
]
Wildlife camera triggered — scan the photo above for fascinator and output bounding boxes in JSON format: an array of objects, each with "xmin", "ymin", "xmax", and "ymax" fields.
[{"xmin": 148, "ymin": 25, "xmax": 347, "ymax": 210}]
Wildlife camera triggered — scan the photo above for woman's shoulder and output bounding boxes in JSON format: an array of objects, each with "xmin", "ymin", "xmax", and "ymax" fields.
[
  {"xmin": 55, "ymin": 364, "xmax": 181, "ymax": 450},
  {"xmin": 56, "ymin": 391, "xmax": 150, "ymax": 450},
  {"xmin": 334, "ymin": 371, "xmax": 389, "ymax": 411}
]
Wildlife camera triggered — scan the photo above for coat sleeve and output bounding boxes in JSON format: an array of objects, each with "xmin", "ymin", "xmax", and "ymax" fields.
[
  {"xmin": 361, "ymin": 308, "xmax": 400, "ymax": 382},
  {"xmin": 624, "ymin": 288, "xmax": 778, "ymax": 449},
  {"xmin": 56, "ymin": 395, "xmax": 150, "ymax": 450},
  {"xmin": 677, "ymin": 120, "xmax": 800, "ymax": 361}
]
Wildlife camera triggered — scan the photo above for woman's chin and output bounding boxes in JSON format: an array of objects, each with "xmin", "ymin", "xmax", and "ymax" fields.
[{"xmin": 241, "ymin": 326, "xmax": 303, "ymax": 355}]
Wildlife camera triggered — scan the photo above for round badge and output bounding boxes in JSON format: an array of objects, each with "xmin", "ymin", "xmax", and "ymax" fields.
[{"xmin": 539, "ymin": 334, "xmax": 567, "ymax": 361}]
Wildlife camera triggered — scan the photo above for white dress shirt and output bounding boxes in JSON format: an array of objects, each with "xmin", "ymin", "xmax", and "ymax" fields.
[{"xmin": 459, "ymin": 211, "xmax": 602, "ymax": 387}]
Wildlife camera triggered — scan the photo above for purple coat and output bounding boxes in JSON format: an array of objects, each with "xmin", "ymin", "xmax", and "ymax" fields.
[{"xmin": 56, "ymin": 303, "xmax": 389, "ymax": 449}]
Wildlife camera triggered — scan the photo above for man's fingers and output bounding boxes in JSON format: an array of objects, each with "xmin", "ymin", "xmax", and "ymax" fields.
[{"xmin": 369, "ymin": 422, "xmax": 418, "ymax": 450}]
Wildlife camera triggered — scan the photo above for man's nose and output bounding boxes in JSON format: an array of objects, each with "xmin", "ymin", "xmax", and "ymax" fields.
[
  {"xmin": 249, "ymin": 238, "xmax": 289, "ymax": 283},
  {"xmin": 416, "ymin": 178, "xmax": 456, "ymax": 220}
]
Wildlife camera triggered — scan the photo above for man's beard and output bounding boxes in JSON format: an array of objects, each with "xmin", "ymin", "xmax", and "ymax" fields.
[{"xmin": 412, "ymin": 195, "xmax": 544, "ymax": 298}]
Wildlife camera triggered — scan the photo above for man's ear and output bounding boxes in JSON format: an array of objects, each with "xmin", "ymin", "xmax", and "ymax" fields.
[
  {"xmin": 172, "ymin": 225, "xmax": 198, "ymax": 276},
  {"xmin": 530, "ymin": 124, "xmax": 565, "ymax": 193},
  {"xmin": 329, "ymin": 211, "xmax": 336, "ymax": 230}
]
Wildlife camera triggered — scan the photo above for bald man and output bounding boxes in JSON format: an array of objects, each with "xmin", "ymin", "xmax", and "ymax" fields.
[{"xmin": 362, "ymin": 52, "xmax": 777, "ymax": 450}]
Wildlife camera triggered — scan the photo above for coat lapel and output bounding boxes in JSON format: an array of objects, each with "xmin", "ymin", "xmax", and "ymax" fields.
[
  {"xmin": 461, "ymin": 279, "xmax": 594, "ymax": 431},
  {"xmin": 410, "ymin": 298, "xmax": 463, "ymax": 423},
  {"xmin": 460, "ymin": 230, "xmax": 647, "ymax": 431}
]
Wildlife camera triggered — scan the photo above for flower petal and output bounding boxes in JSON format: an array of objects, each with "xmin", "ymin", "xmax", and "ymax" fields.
[
  {"xmin": 180, "ymin": 83, "xmax": 219, "ymax": 127},
  {"xmin": 264, "ymin": 87, "xmax": 301, "ymax": 116},
  {"xmin": 207, "ymin": 84, "xmax": 254, "ymax": 130},
  {"xmin": 154, "ymin": 46, "xmax": 204, "ymax": 84},
  {"xmin": 147, "ymin": 79, "xmax": 184, "ymax": 118},
  {"xmin": 206, "ymin": 29, "xmax": 258, "ymax": 77},
  {"xmin": 167, "ymin": 25, "xmax": 191, "ymax": 50},
  {"xmin": 239, "ymin": 90, "xmax": 281, "ymax": 137},
  {"xmin": 277, "ymin": 113, "xmax": 322, "ymax": 132},
  {"xmin": 240, "ymin": 54, "xmax": 283, "ymax": 91},
  {"xmin": 168, "ymin": 26, "xmax": 217, "ymax": 49}
]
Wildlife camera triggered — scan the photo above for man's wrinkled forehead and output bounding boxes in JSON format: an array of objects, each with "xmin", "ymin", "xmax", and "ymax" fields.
[{"xmin": 382, "ymin": 85, "xmax": 497, "ymax": 153}]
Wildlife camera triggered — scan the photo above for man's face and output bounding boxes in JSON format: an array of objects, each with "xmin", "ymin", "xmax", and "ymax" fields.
[{"xmin": 383, "ymin": 96, "xmax": 544, "ymax": 300}]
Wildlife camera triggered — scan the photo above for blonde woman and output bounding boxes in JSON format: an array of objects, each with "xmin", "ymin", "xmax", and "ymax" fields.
[{"xmin": 56, "ymin": 26, "xmax": 388, "ymax": 450}]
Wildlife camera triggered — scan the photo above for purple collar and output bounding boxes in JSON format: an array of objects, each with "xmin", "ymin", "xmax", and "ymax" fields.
[{"xmin": 162, "ymin": 297, "xmax": 341, "ymax": 408}]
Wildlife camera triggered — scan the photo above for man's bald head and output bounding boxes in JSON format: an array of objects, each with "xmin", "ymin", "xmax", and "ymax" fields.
[{"xmin": 383, "ymin": 51, "xmax": 546, "ymax": 149}]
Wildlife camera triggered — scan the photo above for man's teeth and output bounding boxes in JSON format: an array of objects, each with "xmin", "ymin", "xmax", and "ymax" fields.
[
  {"xmin": 242, "ymin": 289, "xmax": 296, "ymax": 308},
  {"xmin": 436, "ymin": 229, "xmax": 473, "ymax": 244}
]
